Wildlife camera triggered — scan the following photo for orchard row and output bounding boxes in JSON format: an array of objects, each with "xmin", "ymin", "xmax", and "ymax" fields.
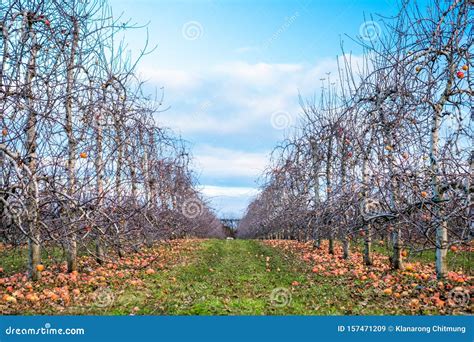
[
  {"xmin": 0, "ymin": 0, "xmax": 224, "ymax": 281},
  {"xmin": 238, "ymin": 0, "xmax": 472, "ymax": 280}
]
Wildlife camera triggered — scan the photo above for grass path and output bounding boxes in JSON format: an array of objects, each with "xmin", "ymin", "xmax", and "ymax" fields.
[{"xmin": 92, "ymin": 239, "xmax": 370, "ymax": 315}]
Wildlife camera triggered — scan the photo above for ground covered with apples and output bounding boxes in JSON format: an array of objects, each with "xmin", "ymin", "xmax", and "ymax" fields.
[{"xmin": 0, "ymin": 239, "xmax": 471, "ymax": 315}]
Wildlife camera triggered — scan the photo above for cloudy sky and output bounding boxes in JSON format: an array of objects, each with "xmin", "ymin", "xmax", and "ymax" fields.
[{"xmin": 108, "ymin": 0, "xmax": 401, "ymax": 217}]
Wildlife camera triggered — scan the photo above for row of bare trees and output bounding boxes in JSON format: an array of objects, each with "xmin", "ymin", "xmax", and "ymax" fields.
[
  {"xmin": 0, "ymin": 0, "xmax": 224, "ymax": 281},
  {"xmin": 238, "ymin": 0, "xmax": 472, "ymax": 279}
]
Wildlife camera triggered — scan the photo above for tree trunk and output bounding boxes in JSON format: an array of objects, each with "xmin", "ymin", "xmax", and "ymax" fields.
[
  {"xmin": 340, "ymin": 134, "xmax": 349, "ymax": 259},
  {"xmin": 379, "ymin": 105, "xmax": 403, "ymax": 270},
  {"xmin": 95, "ymin": 238, "xmax": 105, "ymax": 264},
  {"xmin": 94, "ymin": 88, "xmax": 106, "ymax": 264},
  {"xmin": 328, "ymin": 237, "xmax": 334, "ymax": 255},
  {"xmin": 140, "ymin": 127, "xmax": 151, "ymax": 205},
  {"xmin": 362, "ymin": 143, "xmax": 373, "ymax": 265},
  {"xmin": 391, "ymin": 227, "xmax": 403, "ymax": 269},
  {"xmin": 313, "ymin": 229, "xmax": 320, "ymax": 248},
  {"xmin": 310, "ymin": 138, "xmax": 321, "ymax": 249},
  {"xmin": 65, "ymin": 19, "xmax": 79, "ymax": 273},
  {"xmin": 25, "ymin": 28, "xmax": 41, "ymax": 281},
  {"xmin": 431, "ymin": 106, "xmax": 447, "ymax": 278},
  {"xmin": 28, "ymin": 234, "xmax": 41, "ymax": 281},
  {"xmin": 66, "ymin": 237, "xmax": 77, "ymax": 272},
  {"xmin": 342, "ymin": 239, "xmax": 350, "ymax": 259},
  {"xmin": 326, "ymin": 136, "xmax": 334, "ymax": 254},
  {"xmin": 363, "ymin": 224, "xmax": 373, "ymax": 266},
  {"xmin": 113, "ymin": 114, "xmax": 124, "ymax": 257}
]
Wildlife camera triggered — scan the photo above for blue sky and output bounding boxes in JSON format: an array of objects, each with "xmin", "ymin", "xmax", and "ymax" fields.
[{"xmin": 108, "ymin": 0, "xmax": 401, "ymax": 217}]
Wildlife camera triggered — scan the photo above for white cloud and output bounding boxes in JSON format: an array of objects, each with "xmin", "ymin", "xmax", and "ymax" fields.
[
  {"xmin": 194, "ymin": 146, "xmax": 268, "ymax": 178},
  {"xmin": 156, "ymin": 111, "xmax": 249, "ymax": 135},
  {"xmin": 200, "ymin": 185, "xmax": 259, "ymax": 198},
  {"xmin": 149, "ymin": 56, "xmax": 366, "ymax": 136},
  {"xmin": 199, "ymin": 185, "xmax": 260, "ymax": 217},
  {"xmin": 214, "ymin": 61, "xmax": 304, "ymax": 86},
  {"xmin": 137, "ymin": 66, "xmax": 201, "ymax": 91}
]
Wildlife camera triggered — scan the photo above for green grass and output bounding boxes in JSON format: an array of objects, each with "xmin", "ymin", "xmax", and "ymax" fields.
[
  {"xmin": 64, "ymin": 239, "xmax": 402, "ymax": 315},
  {"xmin": 78, "ymin": 239, "xmax": 321, "ymax": 315},
  {"xmin": 0, "ymin": 244, "xmax": 66, "ymax": 275},
  {"xmin": 0, "ymin": 242, "xmax": 107, "ymax": 277}
]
